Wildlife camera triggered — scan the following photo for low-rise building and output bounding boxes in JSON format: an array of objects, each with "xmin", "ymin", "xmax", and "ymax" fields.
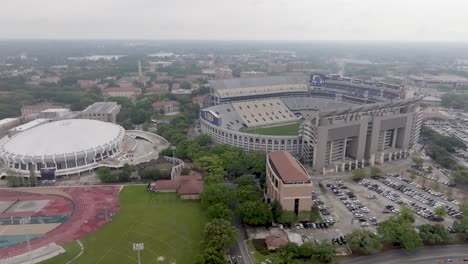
[
  {"xmin": 38, "ymin": 108, "xmax": 76, "ymax": 121},
  {"xmin": 240, "ymin": 71, "xmax": 267, "ymax": 78},
  {"xmin": 265, "ymin": 235, "xmax": 289, "ymax": 251},
  {"xmin": 21, "ymin": 104, "xmax": 63, "ymax": 116},
  {"xmin": 152, "ymin": 100, "xmax": 180, "ymax": 114},
  {"xmin": 266, "ymin": 151, "xmax": 313, "ymax": 213},
  {"xmin": 149, "ymin": 61, "xmax": 173, "ymax": 72},
  {"xmin": 146, "ymin": 83, "xmax": 169, "ymax": 94},
  {"xmin": 80, "ymin": 102, "xmax": 121, "ymax": 123},
  {"xmin": 215, "ymin": 67, "xmax": 233, "ymax": 79},
  {"xmin": 102, "ymin": 87, "xmax": 142, "ymax": 99},
  {"xmin": 151, "ymin": 174, "xmax": 203, "ymax": 200}
]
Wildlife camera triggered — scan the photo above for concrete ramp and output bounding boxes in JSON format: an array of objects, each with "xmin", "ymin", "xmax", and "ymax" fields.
[{"xmin": 0, "ymin": 243, "xmax": 65, "ymax": 264}]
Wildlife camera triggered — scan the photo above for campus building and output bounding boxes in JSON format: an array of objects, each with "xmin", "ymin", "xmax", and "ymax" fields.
[
  {"xmin": 152, "ymin": 100, "xmax": 180, "ymax": 114},
  {"xmin": 80, "ymin": 102, "xmax": 121, "ymax": 123},
  {"xmin": 21, "ymin": 104, "xmax": 63, "ymax": 116},
  {"xmin": 266, "ymin": 151, "xmax": 313, "ymax": 213}
]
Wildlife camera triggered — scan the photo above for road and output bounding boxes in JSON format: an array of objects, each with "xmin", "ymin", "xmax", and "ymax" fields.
[
  {"xmin": 227, "ymin": 180, "xmax": 252, "ymax": 264},
  {"xmin": 340, "ymin": 245, "xmax": 468, "ymax": 264}
]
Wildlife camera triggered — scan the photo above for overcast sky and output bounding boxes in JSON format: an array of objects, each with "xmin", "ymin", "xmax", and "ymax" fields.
[{"xmin": 2, "ymin": 0, "xmax": 468, "ymax": 41}]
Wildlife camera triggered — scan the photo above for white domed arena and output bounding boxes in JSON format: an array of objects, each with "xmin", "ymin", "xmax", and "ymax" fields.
[{"xmin": 0, "ymin": 119, "xmax": 126, "ymax": 177}]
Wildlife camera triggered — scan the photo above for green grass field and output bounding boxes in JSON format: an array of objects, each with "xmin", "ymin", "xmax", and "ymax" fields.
[
  {"xmin": 240, "ymin": 122, "xmax": 301, "ymax": 136},
  {"xmin": 43, "ymin": 241, "xmax": 81, "ymax": 264},
  {"xmin": 42, "ymin": 186, "xmax": 206, "ymax": 264}
]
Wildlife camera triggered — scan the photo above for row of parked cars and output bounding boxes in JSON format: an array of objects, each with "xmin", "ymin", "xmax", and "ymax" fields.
[
  {"xmin": 327, "ymin": 181, "xmax": 375, "ymax": 227},
  {"xmin": 312, "ymin": 192, "xmax": 331, "ymax": 216},
  {"xmin": 331, "ymin": 236, "xmax": 347, "ymax": 246},
  {"xmin": 393, "ymin": 174, "xmax": 461, "ymax": 206},
  {"xmin": 376, "ymin": 176, "xmax": 463, "ymax": 219},
  {"xmin": 359, "ymin": 179, "xmax": 440, "ymax": 220}
]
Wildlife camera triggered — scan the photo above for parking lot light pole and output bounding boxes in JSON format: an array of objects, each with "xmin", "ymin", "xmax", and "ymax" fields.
[{"xmin": 133, "ymin": 243, "xmax": 144, "ymax": 264}]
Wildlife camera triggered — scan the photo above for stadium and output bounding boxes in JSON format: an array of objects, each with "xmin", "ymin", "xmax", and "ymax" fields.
[
  {"xmin": 0, "ymin": 119, "xmax": 125, "ymax": 177},
  {"xmin": 201, "ymin": 74, "xmax": 422, "ymax": 174}
]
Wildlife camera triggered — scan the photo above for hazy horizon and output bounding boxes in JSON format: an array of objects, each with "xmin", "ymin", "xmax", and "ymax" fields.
[{"xmin": 3, "ymin": 0, "xmax": 468, "ymax": 42}]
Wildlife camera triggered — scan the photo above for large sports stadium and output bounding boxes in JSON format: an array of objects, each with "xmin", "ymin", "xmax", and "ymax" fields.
[{"xmin": 201, "ymin": 74, "xmax": 422, "ymax": 174}]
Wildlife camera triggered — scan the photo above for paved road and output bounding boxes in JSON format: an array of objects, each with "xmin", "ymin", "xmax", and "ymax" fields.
[
  {"xmin": 340, "ymin": 245, "xmax": 468, "ymax": 264},
  {"xmin": 227, "ymin": 180, "xmax": 252, "ymax": 264}
]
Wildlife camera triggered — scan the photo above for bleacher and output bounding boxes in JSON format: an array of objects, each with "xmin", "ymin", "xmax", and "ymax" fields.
[
  {"xmin": 206, "ymin": 104, "xmax": 244, "ymax": 131},
  {"xmin": 232, "ymin": 99, "xmax": 298, "ymax": 128},
  {"xmin": 281, "ymin": 97, "xmax": 353, "ymax": 111}
]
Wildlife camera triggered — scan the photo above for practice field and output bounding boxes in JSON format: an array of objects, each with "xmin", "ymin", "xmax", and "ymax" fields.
[
  {"xmin": 240, "ymin": 122, "xmax": 301, "ymax": 136},
  {"xmin": 43, "ymin": 186, "xmax": 206, "ymax": 264}
]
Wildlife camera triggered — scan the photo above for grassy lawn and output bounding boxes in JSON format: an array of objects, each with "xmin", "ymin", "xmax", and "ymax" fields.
[
  {"xmin": 42, "ymin": 240, "xmax": 81, "ymax": 264},
  {"xmin": 240, "ymin": 122, "xmax": 301, "ymax": 136},
  {"xmin": 42, "ymin": 186, "xmax": 206, "ymax": 264}
]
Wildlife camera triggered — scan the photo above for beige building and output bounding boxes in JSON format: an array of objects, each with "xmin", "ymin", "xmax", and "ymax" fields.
[
  {"xmin": 21, "ymin": 104, "xmax": 63, "ymax": 116},
  {"xmin": 215, "ymin": 67, "xmax": 233, "ymax": 80},
  {"xmin": 152, "ymin": 100, "xmax": 180, "ymax": 114},
  {"xmin": 267, "ymin": 63, "xmax": 288, "ymax": 73},
  {"xmin": 102, "ymin": 87, "xmax": 142, "ymax": 99},
  {"xmin": 266, "ymin": 151, "xmax": 313, "ymax": 213},
  {"xmin": 240, "ymin": 71, "xmax": 267, "ymax": 78},
  {"xmin": 80, "ymin": 102, "xmax": 121, "ymax": 123}
]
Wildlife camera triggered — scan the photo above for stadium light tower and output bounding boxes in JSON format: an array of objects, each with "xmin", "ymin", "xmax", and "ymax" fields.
[{"xmin": 133, "ymin": 242, "xmax": 144, "ymax": 264}]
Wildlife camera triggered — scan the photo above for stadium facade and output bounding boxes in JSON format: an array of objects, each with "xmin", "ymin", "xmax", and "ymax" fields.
[
  {"xmin": 201, "ymin": 74, "xmax": 422, "ymax": 174},
  {"xmin": 0, "ymin": 119, "xmax": 125, "ymax": 177}
]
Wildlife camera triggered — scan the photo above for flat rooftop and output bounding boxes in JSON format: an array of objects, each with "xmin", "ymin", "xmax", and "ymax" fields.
[
  {"xmin": 82, "ymin": 102, "xmax": 119, "ymax": 113},
  {"xmin": 0, "ymin": 118, "xmax": 19, "ymax": 126},
  {"xmin": 209, "ymin": 76, "xmax": 307, "ymax": 90},
  {"xmin": 10, "ymin": 119, "xmax": 50, "ymax": 132}
]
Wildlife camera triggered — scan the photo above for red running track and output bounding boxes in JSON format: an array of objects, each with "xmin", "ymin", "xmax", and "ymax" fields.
[{"xmin": 0, "ymin": 186, "xmax": 121, "ymax": 260}]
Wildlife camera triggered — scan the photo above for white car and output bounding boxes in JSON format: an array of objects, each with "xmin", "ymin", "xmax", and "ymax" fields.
[{"xmin": 360, "ymin": 222, "xmax": 370, "ymax": 227}]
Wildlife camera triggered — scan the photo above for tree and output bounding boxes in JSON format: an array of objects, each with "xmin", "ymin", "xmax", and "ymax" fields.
[
  {"xmin": 233, "ymin": 175, "xmax": 256, "ymax": 187},
  {"xmin": 194, "ymin": 155, "xmax": 225, "ymax": 182},
  {"xmin": 29, "ymin": 171, "xmax": 38, "ymax": 186},
  {"xmin": 453, "ymin": 216, "xmax": 468, "ymax": 239},
  {"xmin": 202, "ymin": 219, "xmax": 238, "ymax": 252},
  {"xmin": 97, "ymin": 167, "xmax": 118, "ymax": 182},
  {"xmin": 352, "ymin": 168, "xmax": 367, "ymax": 181},
  {"xmin": 6, "ymin": 175, "xmax": 20, "ymax": 187},
  {"xmin": 410, "ymin": 172, "xmax": 417, "ymax": 180},
  {"xmin": 181, "ymin": 167, "xmax": 191, "ymax": 175},
  {"xmin": 400, "ymin": 206, "xmax": 416, "ymax": 223},
  {"xmin": 206, "ymin": 203, "xmax": 232, "ymax": 221},
  {"xmin": 237, "ymin": 200, "xmax": 272, "ymax": 226},
  {"xmin": 237, "ymin": 185, "xmax": 262, "ymax": 203},
  {"xmin": 271, "ymin": 200, "xmax": 283, "ymax": 223},
  {"xmin": 312, "ymin": 241, "xmax": 336, "ymax": 263},
  {"xmin": 220, "ymin": 150, "xmax": 245, "ymax": 176},
  {"xmin": 370, "ymin": 167, "xmax": 382, "ymax": 177},
  {"xmin": 412, "ymin": 157, "xmax": 424, "ymax": 167},
  {"xmin": 347, "ymin": 229, "xmax": 382, "ymax": 255},
  {"xmin": 434, "ymin": 207, "xmax": 447, "ymax": 219},
  {"xmin": 377, "ymin": 218, "xmax": 422, "ymax": 250},
  {"xmin": 418, "ymin": 224, "xmax": 449, "ymax": 245},
  {"xmin": 200, "ymin": 183, "xmax": 235, "ymax": 209}
]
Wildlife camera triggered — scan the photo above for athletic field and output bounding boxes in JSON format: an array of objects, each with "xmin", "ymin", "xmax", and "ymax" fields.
[
  {"xmin": 240, "ymin": 122, "xmax": 301, "ymax": 136},
  {"xmin": 43, "ymin": 186, "xmax": 206, "ymax": 264}
]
